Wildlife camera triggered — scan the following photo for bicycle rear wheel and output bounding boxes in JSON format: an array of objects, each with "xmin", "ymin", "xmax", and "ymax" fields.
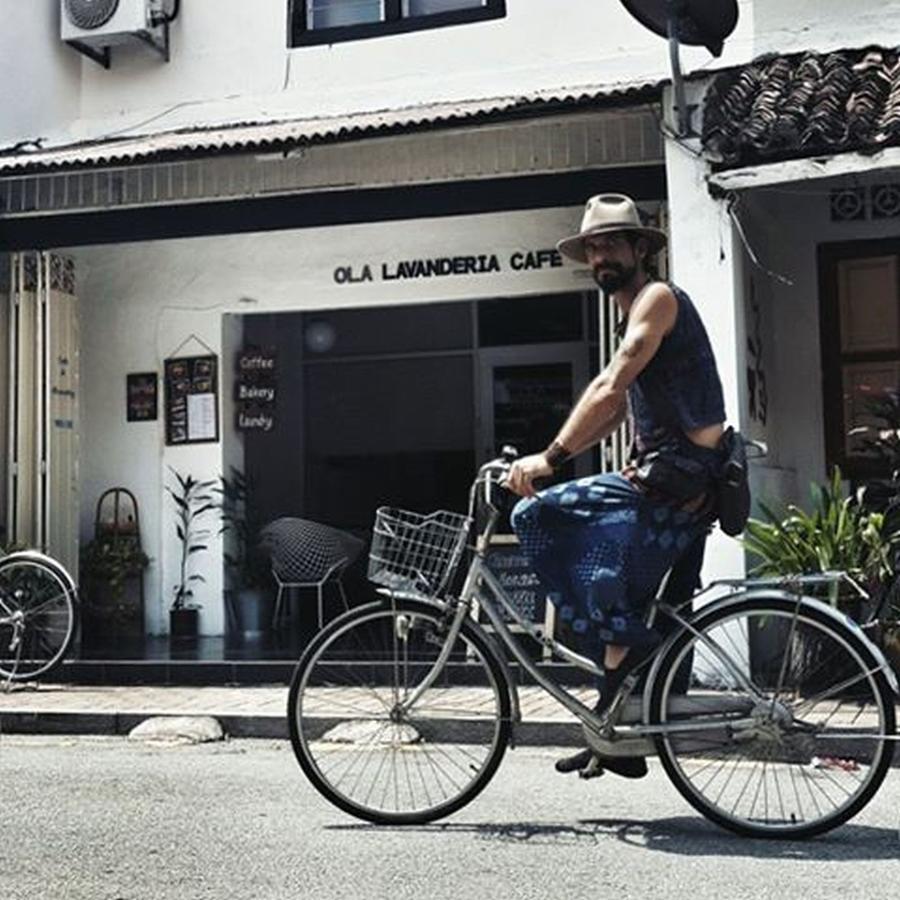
[
  {"xmin": 649, "ymin": 595, "xmax": 896, "ymax": 839},
  {"xmin": 288, "ymin": 598, "xmax": 512, "ymax": 824},
  {"xmin": 0, "ymin": 555, "xmax": 78, "ymax": 680}
]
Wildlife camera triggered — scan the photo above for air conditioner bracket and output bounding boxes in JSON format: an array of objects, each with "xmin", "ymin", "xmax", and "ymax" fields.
[{"xmin": 65, "ymin": 20, "xmax": 169, "ymax": 69}]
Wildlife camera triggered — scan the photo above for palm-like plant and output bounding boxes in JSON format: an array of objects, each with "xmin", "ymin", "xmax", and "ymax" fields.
[
  {"xmin": 849, "ymin": 389, "xmax": 900, "ymax": 474},
  {"xmin": 743, "ymin": 467, "xmax": 900, "ymax": 607},
  {"xmin": 166, "ymin": 467, "xmax": 217, "ymax": 609},
  {"xmin": 217, "ymin": 466, "xmax": 268, "ymax": 591}
]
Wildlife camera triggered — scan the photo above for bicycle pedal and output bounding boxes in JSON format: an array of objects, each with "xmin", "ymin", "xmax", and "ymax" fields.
[{"xmin": 578, "ymin": 757, "xmax": 604, "ymax": 780}]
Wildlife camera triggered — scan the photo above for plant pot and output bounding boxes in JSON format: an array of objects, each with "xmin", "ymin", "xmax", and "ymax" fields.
[
  {"xmin": 170, "ymin": 607, "xmax": 199, "ymax": 647},
  {"xmin": 228, "ymin": 587, "xmax": 274, "ymax": 640}
]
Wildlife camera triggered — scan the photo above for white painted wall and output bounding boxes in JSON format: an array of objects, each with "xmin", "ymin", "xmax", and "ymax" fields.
[
  {"xmin": 68, "ymin": 204, "xmax": 596, "ymax": 634},
  {"xmin": 7, "ymin": 0, "xmax": 900, "ymax": 150},
  {"xmin": 0, "ymin": 0, "xmax": 81, "ymax": 146},
  {"xmin": 664, "ymin": 133, "xmax": 749, "ymax": 589},
  {"xmin": 741, "ymin": 176, "xmax": 900, "ymax": 503}
]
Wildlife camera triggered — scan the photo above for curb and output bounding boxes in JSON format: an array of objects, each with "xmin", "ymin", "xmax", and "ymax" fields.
[{"xmin": 0, "ymin": 710, "xmax": 586, "ymax": 745}]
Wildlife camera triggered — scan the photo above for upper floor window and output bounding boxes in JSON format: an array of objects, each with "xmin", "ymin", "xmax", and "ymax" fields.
[
  {"xmin": 291, "ymin": 0, "xmax": 506, "ymax": 45},
  {"xmin": 820, "ymin": 239, "xmax": 900, "ymax": 480}
]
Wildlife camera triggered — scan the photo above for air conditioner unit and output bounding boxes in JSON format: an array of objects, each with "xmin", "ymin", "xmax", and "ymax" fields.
[{"xmin": 61, "ymin": 0, "xmax": 170, "ymax": 65}]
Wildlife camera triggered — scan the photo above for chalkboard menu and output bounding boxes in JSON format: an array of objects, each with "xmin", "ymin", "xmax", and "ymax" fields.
[
  {"xmin": 483, "ymin": 537, "xmax": 548, "ymax": 625},
  {"xmin": 235, "ymin": 346, "xmax": 277, "ymax": 432},
  {"xmin": 164, "ymin": 355, "xmax": 219, "ymax": 445}
]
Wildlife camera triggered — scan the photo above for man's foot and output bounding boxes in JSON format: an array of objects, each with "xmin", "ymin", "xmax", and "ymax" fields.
[
  {"xmin": 555, "ymin": 747, "xmax": 595, "ymax": 774},
  {"xmin": 594, "ymin": 640, "xmax": 660, "ymax": 718},
  {"xmin": 598, "ymin": 754, "xmax": 648, "ymax": 779},
  {"xmin": 554, "ymin": 747, "xmax": 648, "ymax": 779}
]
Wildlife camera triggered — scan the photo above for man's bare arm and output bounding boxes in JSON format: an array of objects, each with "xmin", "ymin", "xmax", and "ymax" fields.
[
  {"xmin": 504, "ymin": 283, "xmax": 676, "ymax": 496},
  {"xmin": 553, "ymin": 284, "xmax": 677, "ymax": 455}
]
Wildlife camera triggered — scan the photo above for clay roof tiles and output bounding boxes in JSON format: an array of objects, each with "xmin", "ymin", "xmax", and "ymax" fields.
[{"xmin": 703, "ymin": 47, "xmax": 900, "ymax": 168}]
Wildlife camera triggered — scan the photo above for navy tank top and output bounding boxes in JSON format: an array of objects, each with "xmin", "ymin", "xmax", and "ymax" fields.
[{"xmin": 627, "ymin": 283, "xmax": 726, "ymax": 469}]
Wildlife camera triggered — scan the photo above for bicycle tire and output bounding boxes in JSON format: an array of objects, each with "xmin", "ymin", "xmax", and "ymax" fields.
[
  {"xmin": 288, "ymin": 597, "xmax": 512, "ymax": 824},
  {"xmin": 0, "ymin": 555, "xmax": 78, "ymax": 680},
  {"xmin": 649, "ymin": 594, "xmax": 896, "ymax": 839}
]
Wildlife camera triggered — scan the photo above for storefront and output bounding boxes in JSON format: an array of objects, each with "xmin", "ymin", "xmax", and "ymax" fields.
[{"xmin": 0, "ymin": 101, "xmax": 669, "ymax": 674}]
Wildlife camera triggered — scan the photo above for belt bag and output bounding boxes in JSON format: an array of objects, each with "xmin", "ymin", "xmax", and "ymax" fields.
[
  {"xmin": 716, "ymin": 427, "xmax": 750, "ymax": 536},
  {"xmin": 632, "ymin": 451, "xmax": 710, "ymax": 504}
]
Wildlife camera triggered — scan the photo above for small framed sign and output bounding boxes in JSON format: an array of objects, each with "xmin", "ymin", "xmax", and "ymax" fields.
[
  {"xmin": 126, "ymin": 372, "xmax": 158, "ymax": 422},
  {"xmin": 164, "ymin": 354, "xmax": 219, "ymax": 445}
]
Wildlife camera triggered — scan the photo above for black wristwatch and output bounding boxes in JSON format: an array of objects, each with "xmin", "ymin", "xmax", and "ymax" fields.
[{"xmin": 543, "ymin": 440, "xmax": 571, "ymax": 472}]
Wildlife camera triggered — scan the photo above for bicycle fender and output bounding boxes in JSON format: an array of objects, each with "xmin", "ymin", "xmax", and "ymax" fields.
[{"xmin": 1, "ymin": 549, "xmax": 79, "ymax": 600}]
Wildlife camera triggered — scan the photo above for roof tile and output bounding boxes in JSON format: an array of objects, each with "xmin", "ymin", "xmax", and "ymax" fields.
[{"xmin": 703, "ymin": 47, "xmax": 900, "ymax": 168}]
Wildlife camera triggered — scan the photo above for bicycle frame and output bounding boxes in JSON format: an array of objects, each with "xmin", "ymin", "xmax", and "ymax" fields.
[{"xmin": 393, "ymin": 481, "xmax": 900, "ymax": 752}]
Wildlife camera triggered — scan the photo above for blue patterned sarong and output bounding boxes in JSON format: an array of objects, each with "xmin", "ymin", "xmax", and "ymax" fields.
[{"xmin": 511, "ymin": 473, "xmax": 709, "ymax": 655}]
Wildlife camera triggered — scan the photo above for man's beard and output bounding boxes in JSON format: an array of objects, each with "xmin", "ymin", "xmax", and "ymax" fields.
[{"xmin": 592, "ymin": 263, "xmax": 637, "ymax": 293}]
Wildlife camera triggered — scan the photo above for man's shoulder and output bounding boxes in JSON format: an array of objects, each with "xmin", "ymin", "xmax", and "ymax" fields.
[{"xmin": 632, "ymin": 282, "xmax": 678, "ymax": 329}]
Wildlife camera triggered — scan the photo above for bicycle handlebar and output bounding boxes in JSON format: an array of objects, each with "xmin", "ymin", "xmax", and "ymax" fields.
[{"xmin": 469, "ymin": 445, "xmax": 519, "ymax": 519}]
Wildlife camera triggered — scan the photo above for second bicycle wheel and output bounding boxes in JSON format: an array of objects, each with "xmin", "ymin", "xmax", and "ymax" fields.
[
  {"xmin": 649, "ymin": 595, "xmax": 896, "ymax": 839},
  {"xmin": 0, "ymin": 554, "xmax": 78, "ymax": 680},
  {"xmin": 288, "ymin": 598, "xmax": 512, "ymax": 824}
]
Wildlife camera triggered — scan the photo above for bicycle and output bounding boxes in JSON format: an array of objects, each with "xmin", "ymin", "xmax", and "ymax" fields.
[
  {"xmin": 287, "ymin": 448, "xmax": 900, "ymax": 839},
  {"xmin": 0, "ymin": 550, "xmax": 79, "ymax": 682}
]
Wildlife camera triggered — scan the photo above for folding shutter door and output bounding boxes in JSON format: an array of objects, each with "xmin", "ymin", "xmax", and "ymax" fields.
[{"xmin": 6, "ymin": 252, "xmax": 79, "ymax": 577}]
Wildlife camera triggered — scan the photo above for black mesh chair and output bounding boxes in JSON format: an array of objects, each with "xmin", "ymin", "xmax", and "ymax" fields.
[{"xmin": 258, "ymin": 517, "xmax": 365, "ymax": 630}]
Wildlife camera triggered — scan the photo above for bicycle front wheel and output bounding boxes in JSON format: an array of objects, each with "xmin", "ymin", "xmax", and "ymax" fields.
[
  {"xmin": 0, "ymin": 555, "xmax": 78, "ymax": 680},
  {"xmin": 288, "ymin": 598, "xmax": 512, "ymax": 824},
  {"xmin": 649, "ymin": 595, "xmax": 896, "ymax": 839}
]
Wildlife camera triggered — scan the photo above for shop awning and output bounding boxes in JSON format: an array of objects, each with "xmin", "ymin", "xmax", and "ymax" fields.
[
  {"xmin": 702, "ymin": 46, "xmax": 900, "ymax": 171},
  {"xmin": 0, "ymin": 79, "xmax": 662, "ymax": 176}
]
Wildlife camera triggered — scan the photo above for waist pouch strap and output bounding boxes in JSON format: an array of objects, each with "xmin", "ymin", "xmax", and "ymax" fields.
[{"xmin": 631, "ymin": 451, "xmax": 711, "ymax": 504}]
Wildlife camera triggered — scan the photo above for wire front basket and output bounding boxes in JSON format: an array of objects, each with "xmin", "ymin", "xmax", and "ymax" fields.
[{"xmin": 367, "ymin": 507, "xmax": 472, "ymax": 598}]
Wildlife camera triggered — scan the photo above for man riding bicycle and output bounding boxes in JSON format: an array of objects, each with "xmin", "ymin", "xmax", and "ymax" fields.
[{"xmin": 504, "ymin": 193, "xmax": 727, "ymax": 780}]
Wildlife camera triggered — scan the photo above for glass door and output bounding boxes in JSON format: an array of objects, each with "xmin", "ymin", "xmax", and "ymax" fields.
[
  {"xmin": 477, "ymin": 342, "xmax": 591, "ymax": 650},
  {"xmin": 479, "ymin": 343, "xmax": 591, "ymax": 479}
]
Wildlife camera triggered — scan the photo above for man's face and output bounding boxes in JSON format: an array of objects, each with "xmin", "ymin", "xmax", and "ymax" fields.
[{"xmin": 583, "ymin": 232, "xmax": 640, "ymax": 293}]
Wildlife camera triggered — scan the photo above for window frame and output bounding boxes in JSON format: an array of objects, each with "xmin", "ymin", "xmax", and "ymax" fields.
[
  {"xmin": 819, "ymin": 237, "xmax": 900, "ymax": 480},
  {"xmin": 289, "ymin": 0, "xmax": 506, "ymax": 46}
]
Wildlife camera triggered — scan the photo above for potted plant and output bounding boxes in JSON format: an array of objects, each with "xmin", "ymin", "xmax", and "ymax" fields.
[
  {"xmin": 166, "ymin": 467, "xmax": 216, "ymax": 644},
  {"xmin": 743, "ymin": 467, "xmax": 900, "ymax": 689},
  {"xmin": 217, "ymin": 466, "xmax": 273, "ymax": 638},
  {"xmin": 80, "ymin": 536, "xmax": 150, "ymax": 641},
  {"xmin": 743, "ymin": 466, "xmax": 898, "ymax": 612}
]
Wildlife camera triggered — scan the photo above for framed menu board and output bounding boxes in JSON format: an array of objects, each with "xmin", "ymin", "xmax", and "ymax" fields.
[{"xmin": 164, "ymin": 355, "xmax": 219, "ymax": 445}]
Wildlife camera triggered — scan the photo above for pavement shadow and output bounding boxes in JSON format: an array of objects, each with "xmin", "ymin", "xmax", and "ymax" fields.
[{"xmin": 327, "ymin": 816, "xmax": 900, "ymax": 859}]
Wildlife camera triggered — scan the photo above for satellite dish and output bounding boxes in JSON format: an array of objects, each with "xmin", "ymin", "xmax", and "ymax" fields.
[
  {"xmin": 620, "ymin": 0, "xmax": 740, "ymax": 135},
  {"xmin": 619, "ymin": 0, "xmax": 739, "ymax": 57}
]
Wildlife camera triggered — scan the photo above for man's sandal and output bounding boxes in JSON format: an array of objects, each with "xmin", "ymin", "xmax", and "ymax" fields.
[{"xmin": 554, "ymin": 748, "xmax": 648, "ymax": 779}]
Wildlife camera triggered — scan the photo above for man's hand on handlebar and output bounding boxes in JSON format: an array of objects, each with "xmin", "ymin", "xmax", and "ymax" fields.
[{"xmin": 503, "ymin": 453, "xmax": 553, "ymax": 498}]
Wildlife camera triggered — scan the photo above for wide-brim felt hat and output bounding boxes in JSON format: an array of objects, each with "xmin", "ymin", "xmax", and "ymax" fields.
[{"xmin": 556, "ymin": 193, "xmax": 668, "ymax": 264}]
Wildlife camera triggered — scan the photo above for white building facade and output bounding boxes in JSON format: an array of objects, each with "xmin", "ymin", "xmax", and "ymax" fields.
[{"xmin": 1, "ymin": 0, "xmax": 899, "ymax": 656}]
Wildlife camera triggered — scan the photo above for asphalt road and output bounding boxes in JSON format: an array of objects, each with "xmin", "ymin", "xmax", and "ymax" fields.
[{"xmin": 0, "ymin": 735, "xmax": 898, "ymax": 900}]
